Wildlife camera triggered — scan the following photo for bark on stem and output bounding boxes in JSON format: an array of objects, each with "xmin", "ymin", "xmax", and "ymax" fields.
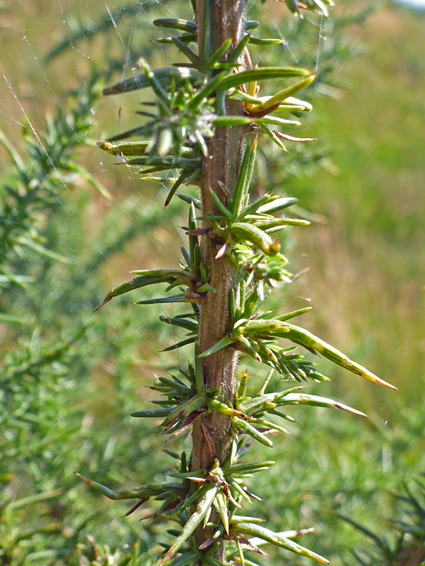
[{"xmin": 191, "ymin": 0, "xmax": 245, "ymax": 558}]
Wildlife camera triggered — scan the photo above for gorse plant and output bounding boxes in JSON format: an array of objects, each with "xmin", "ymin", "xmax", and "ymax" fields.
[{"xmin": 68, "ymin": 0, "xmax": 397, "ymax": 564}]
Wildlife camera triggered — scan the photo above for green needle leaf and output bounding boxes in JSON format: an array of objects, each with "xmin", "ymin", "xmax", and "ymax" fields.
[
  {"xmin": 103, "ymin": 67, "xmax": 202, "ymax": 96},
  {"xmin": 198, "ymin": 335, "xmax": 236, "ymax": 357},
  {"xmin": 252, "ymin": 74, "xmax": 317, "ymax": 115},
  {"xmin": 134, "ymin": 293, "xmax": 192, "ymax": 305},
  {"xmin": 281, "ymin": 323, "xmax": 397, "ymax": 390},
  {"xmin": 235, "ymin": 522, "xmax": 330, "ymax": 563},
  {"xmin": 153, "ymin": 18, "xmax": 197, "ymax": 33},
  {"xmin": 281, "ymin": 393, "xmax": 367, "ymax": 416},
  {"xmin": 230, "ymin": 222, "xmax": 280, "ymax": 255},
  {"xmin": 256, "ymin": 197, "xmax": 298, "ymax": 214},
  {"xmin": 220, "ymin": 67, "xmax": 311, "ymax": 90},
  {"xmin": 206, "ymin": 38, "xmax": 232, "ymax": 69},
  {"xmin": 94, "ymin": 271, "xmax": 190, "ymax": 311},
  {"xmin": 230, "ymin": 136, "xmax": 257, "ymax": 219},
  {"xmin": 161, "ymin": 486, "xmax": 219, "ymax": 564},
  {"xmin": 232, "ymin": 416, "xmax": 273, "ymax": 448},
  {"xmin": 249, "ymin": 36, "xmax": 284, "ymax": 45},
  {"xmin": 165, "ymin": 170, "xmax": 193, "ymax": 207},
  {"xmin": 171, "ymin": 37, "xmax": 200, "ymax": 66},
  {"xmin": 131, "ymin": 409, "xmax": 171, "ymax": 418},
  {"xmin": 74, "ymin": 473, "xmax": 158, "ymax": 501},
  {"xmin": 210, "ymin": 189, "xmax": 232, "ymax": 219},
  {"xmin": 257, "ymin": 122, "xmax": 287, "ymax": 151},
  {"xmin": 213, "ymin": 490, "xmax": 230, "ymax": 534}
]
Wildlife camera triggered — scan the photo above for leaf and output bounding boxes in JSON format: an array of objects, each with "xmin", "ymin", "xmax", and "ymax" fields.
[
  {"xmin": 282, "ymin": 96, "xmax": 313, "ymax": 112},
  {"xmin": 106, "ymin": 123, "xmax": 153, "ymax": 143},
  {"xmin": 284, "ymin": 0, "xmax": 302, "ymax": 16},
  {"xmin": 162, "ymin": 392, "xmax": 209, "ymax": 427},
  {"xmin": 252, "ymin": 74, "xmax": 317, "ymax": 115},
  {"xmin": 125, "ymin": 156, "xmax": 200, "ymax": 171},
  {"xmin": 153, "ymin": 18, "xmax": 197, "ymax": 33},
  {"xmin": 159, "ymin": 315, "xmax": 198, "ymax": 332},
  {"xmin": 304, "ymin": 0, "xmax": 333, "ymax": 17},
  {"xmin": 237, "ymin": 334, "xmax": 261, "ymax": 361},
  {"xmin": 74, "ymin": 473, "xmax": 159, "ymax": 501},
  {"xmin": 259, "ymin": 218, "xmax": 311, "ymax": 231},
  {"xmin": 230, "ymin": 516, "xmax": 266, "ymax": 524},
  {"xmin": 161, "ymin": 486, "xmax": 219, "ymax": 564},
  {"xmin": 194, "ymin": 342, "xmax": 205, "ymax": 393},
  {"xmin": 220, "ymin": 67, "xmax": 311, "ymax": 90},
  {"xmin": 140, "ymin": 60, "xmax": 170, "ymax": 108},
  {"xmin": 176, "ymin": 193, "xmax": 201, "ymax": 209},
  {"xmin": 257, "ymin": 115, "xmax": 301, "ymax": 127},
  {"xmin": 256, "ymin": 197, "xmax": 298, "ymax": 214},
  {"xmin": 206, "ymin": 38, "xmax": 232, "ymax": 69},
  {"xmin": 103, "ymin": 67, "xmax": 203, "ymax": 96},
  {"xmin": 232, "ymin": 416, "xmax": 273, "ymax": 448},
  {"xmin": 213, "ymin": 490, "xmax": 230, "ymax": 533},
  {"xmin": 94, "ymin": 272, "xmax": 187, "ymax": 312},
  {"xmin": 250, "ymin": 418, "xmax": 289, "ymax": 434},
  {"xmin": 213, "ymin": 116, "xmax": 253, "ymax": 127},
  {"xmin": 156, "ymin": 33, "xmax": 197, "ymax": 45},
  {"xmin": 162, "ymin": 337, "xmax": 197, "ymax": 352},
  {"xmin": 198, "ymin": 335, "xmax": 236, "ymax": 358},
  {"xmin": 241, "ymin": 193, "xmax": 295, "ymax": 218},
  {"xmin": 234, "ymin": 535, "xmax": 245, "ymax": 565},
  {"xmin": 165, "ymin": 170, "xmax": 193, "ymax": 207},
  {"xmin": 245, "ymin": 20, "xmax": 260, "ymax": 32},
  {"xmin": 230, "ymin": 136, "xmax": 257, "ymax": 219},
  {"xmin": 235, "ymin": 522, "xmax": 329, "ymax": 563},
  {"xmin": 134, "ymin": 293, "xmax": 197, "ymax": 305},
  {"xmin": 227, "ymin": 33, "xmax": 251, "ymax": 65},
  {"xmin": 131, "ymin": 409, "xmax": 171, "ymax": 418},
  {"xmin": 239, "ymin": 390, "xmax": 298, "ymax": 416},
  {"xmin": 279, "ymin": 323, "xmax": 397, "ymax": 390},
  {"xmin": 208, "ymin": 398, "xmax": 247, "ymax": 418},
  {"xmin": 257, "ymin": 122, "xmax": 287, "ymax": 151},
  {"xmin": 210, "ymin": 189, "xmax": 232, "ymax": 219},
  {"xmin": 237, "ymin": 370, "xmax": 248, "ymax": 399},
  {"xmin": 281, "ymin": 393, "xmax": 366, "ymax": 416},
  {"xmin": 249, "ymin": 36, "xmax": 284, "ymax": 45},
  {"xmin": 188, "ymin": 72, "xmax": 227, "ymax": 110},
  {"xmin": 274, "ymin": 306, "xmax": 312, "ymax": 322},
  {"xmin": 270, "ymin": 130, "xmax": 317, "ymax": 143},
  {"xmin": 228, "ymin": 461, "xmax": 275, "ymax": 476},
  {"xmin": 171, "ymin": 37, "xmax": 200, "ymax": 66},
  {"xmin": 230, "ymin": 222, "xmax": 280, "ymax": 255},
  {"xmin": 0, "ymin": 130, "xmax": 25, "ymax": 171}
]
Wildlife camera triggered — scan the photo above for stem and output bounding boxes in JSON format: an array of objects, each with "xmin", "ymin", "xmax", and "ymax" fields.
[{"xmin": 192, "ymin": 0, "xmax": 245, "ymax": 558}]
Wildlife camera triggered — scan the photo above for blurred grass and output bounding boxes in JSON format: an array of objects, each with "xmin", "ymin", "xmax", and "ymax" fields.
[{"xmin": 290, "ymin": 4, "xmax": 425, "ymax": 404}]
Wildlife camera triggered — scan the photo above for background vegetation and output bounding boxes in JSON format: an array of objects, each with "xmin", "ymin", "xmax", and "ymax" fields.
[{"xmin": 1, "ymin": 0, "xmax": 424, "ymax": 564}]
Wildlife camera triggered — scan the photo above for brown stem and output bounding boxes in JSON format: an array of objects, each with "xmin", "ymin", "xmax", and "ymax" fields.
[{"xmin": 191, "ymin": 0, "xmax": 245, "ymax": 559}]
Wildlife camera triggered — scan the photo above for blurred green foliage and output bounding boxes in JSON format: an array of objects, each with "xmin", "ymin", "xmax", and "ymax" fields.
[{"xmin": 0, "ymin": 0, "xmax": 424, "ymax": 564}]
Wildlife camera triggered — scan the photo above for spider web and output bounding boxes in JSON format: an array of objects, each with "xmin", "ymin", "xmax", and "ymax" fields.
[{"xmin": 0, "ymin": 0, "xmax": 327, "ymax": 174}]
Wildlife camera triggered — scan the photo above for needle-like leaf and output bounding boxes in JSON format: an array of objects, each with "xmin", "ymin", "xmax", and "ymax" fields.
[
  {"xmin": 235, "ymin": 522, "xmax": 330, "ymax": 563},
  {"xmin": 161, "ymin": 486, "xmax": 219, "ymax": 564}
]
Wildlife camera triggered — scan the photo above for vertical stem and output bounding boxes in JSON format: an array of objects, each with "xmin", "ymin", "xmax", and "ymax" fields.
[{"xmin": 192, "ymin": 0, "xmax": 245, "ymax": 558}]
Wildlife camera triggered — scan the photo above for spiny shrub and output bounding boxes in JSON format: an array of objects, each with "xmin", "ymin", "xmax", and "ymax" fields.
[{"xmin": 77, "ymin": 1, "xmax": 396, "ymax": 565}]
